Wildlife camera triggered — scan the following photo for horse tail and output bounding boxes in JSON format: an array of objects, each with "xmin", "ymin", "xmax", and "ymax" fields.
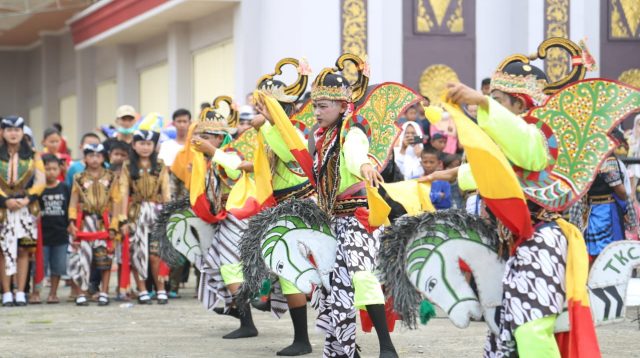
[
  {"xmin": 238, "ymin": 198, "xmax": 331, "ymax": 302},
  {"xmin": 378, "ymin": 209, "xmax": 498, "ymax": 329},
  {"xmin": 153, "ymin": 195, "xmax": 192, "ymax": 267}
]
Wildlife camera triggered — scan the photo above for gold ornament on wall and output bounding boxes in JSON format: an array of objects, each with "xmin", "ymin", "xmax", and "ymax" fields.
[
  {"xmin": 544, "ymin": 0, "xmax": 570, "ymax": 83},
  {"xmin": 610, "ymin": 0, "xmax": 640, "ymax": 39},
  {"xmin": 619, "ymin": 68, "xmax": 640, "ymax": 88},
  {"xmin": 419, "ymin": 64, "xmax": 460, "ymax": 105},
  {"xmin": 342, "ymin": 0, "xmax": 367, "ymax": 84},
  {"xmin": 415, "ymin": 0, "xmax": 464, "ymax": 34}
]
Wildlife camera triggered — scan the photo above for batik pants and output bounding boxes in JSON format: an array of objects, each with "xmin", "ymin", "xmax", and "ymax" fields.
[{"xmin": 313, "ymin": 215, "xmax": 385, "ymax": 358}]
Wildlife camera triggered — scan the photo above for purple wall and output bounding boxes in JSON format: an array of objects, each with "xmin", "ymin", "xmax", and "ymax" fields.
[{"xmin": 402, "ymin": 0, "xmax": 476, "ymax": 92}]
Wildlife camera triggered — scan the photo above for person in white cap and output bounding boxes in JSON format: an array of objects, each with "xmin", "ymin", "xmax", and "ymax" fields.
[{"xmin": 103, "ymin": 105, "xmax": 138, "ymax": 155}]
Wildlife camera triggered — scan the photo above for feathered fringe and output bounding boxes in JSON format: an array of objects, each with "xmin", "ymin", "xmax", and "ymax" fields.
[
  {"xmin": 378, "ymin": 209, "xmax": 498, "ymax": 329},
  {"xmin": 238, "ymin": 198, "xmax": 330, "ymax": 302},
  {"xmin": 152, "ymin": 196, "xmax": 192, "ymax": 268}
]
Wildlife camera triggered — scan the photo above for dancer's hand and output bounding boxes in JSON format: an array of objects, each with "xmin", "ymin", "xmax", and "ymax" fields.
[
  {"xmin": 5, "ymin": 199, "xmax": 19, "ymax": 211},
  {"xmin": 418, "ymin": 167, "xmax": 460, "ymax": 182},
  {"xmin": 191, "ymin": 138, "xmax": 216, "ymax": 156},
  {"xmin": 68, "ymin": 223, "xmax": 78, "ymax": 238},
  {"xmin": 251, "ymin": 114, "xmax": 266, "ymax": 129},
  {"xmin": 238, "ymin": 161, "xmax": 254, "ymax": 172},
  {"xmin": 121, "ymin": 224, "xmax": 129, "ymax": 237},
  {"xmin": 16, "ymin": 197, "xmax": 29, "ymax": 209},
  {"xmin": 254, "ymin": 99, "xmax": 273, "ymax": 125},
  {"xmin": 446, "ymin": 83, "xmax": 488, "ymax": 108},
  {"xmin": 361, "ymin": 163, "xmax": 383, "ymax": 187}
]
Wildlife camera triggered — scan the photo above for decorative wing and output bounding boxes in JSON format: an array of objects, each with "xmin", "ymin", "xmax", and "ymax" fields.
[
  {"xmin": 345, "ymin": 82, "xmax": 421, "ymax": 170},
  {"xmin": 518, "ymin": 79, "xmax": 640, "ymax": 211},
  {"xmin": 223, "ymin": 128, "xmax": 258, "ymax": 162},
  {"xmin": 289, "ymin": 99, "xmax": 315, "ymax": 140}
]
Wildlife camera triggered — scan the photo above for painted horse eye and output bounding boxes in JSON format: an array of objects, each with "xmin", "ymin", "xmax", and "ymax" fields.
[
  {"xmin": 427, "ymin": 278, "xmax": 437, "ymax": 292},
  {"xmin": 276, "ymin": 260, "xmax": 284, "ymax": 274}
]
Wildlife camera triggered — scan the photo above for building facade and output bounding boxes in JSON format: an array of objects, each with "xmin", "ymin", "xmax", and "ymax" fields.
[{"xmin": 0, "ymin": 0, "xmax": 638, "ymax": 154}]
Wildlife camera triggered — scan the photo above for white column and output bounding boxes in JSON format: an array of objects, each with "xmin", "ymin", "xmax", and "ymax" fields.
[
  {"xmin": 75, "ymin": 47, "xmax": 97, "ymax": 137},
  {"xmin": 167, "ymin": 22, "xmax": 192, "ymax": 114},
  {"xmin": 116, "ymin": 45, "xmax": 139, "ymax": 110},
  {"xmin": 233, "ymin": 0, "xmax": 262, "ymax": 102},
  {"xmin": 41, "ymin": 34, "xmax": 59, "ymax": 128},
  {"xmin": 368, "ymin": 0, "xmax": 403, "ymax": 83}
]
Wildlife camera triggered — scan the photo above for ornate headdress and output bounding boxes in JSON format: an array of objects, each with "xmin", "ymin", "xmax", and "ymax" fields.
[
  {"xmin": 311, "ymin": 53, "xmax": 369, "ymax": 103},
  {"xmin": 132, "ymin": 129, "xmax": 160, "ymax": 144},
  {"xmin": 491, "ymin": 37, "xmax": 594, "ymax": 107},
  {"xmin": 257, "ymin": 58, "xmax": 310, "ymax": 105},
  {"xmin": 196, "ymin": 96, "xmax": 238, "ymax": 136},
  {"xmin": 1, "ymin": 116, "xmax": 25, "ymax": 129},
  {"xmin": 82, "ymin": 143, "xmax": 105, "ymax": 155}
]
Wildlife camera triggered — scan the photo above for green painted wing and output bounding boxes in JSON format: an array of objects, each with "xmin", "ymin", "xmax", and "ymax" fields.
[
  {"xmin": 521, "ymin": 79, "xmax": 640, "ymax": 211},
  {"xmin": 351, "ymin": 83, "xmax": 421, "ymax": 169}
]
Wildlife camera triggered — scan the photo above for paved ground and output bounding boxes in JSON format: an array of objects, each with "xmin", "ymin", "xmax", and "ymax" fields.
[{"xmin": 1, "ymin": 280, "xmax": 639, "ymax": 357}]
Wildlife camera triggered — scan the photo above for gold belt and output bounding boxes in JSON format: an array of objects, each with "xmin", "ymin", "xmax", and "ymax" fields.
[{"xmin": 589, "ymin": 194, "xmax": 614, "ymax": 204}]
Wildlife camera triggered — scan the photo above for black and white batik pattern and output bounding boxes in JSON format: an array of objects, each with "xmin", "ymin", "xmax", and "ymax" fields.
[
  {"xmin": 130, "ymin": 201, "xmax": 162, "ymax": 280},
  {"xmin": 312, "ymin": 215, "xmax": 380, "ymax": 358},
  {"xmin": 198, "ymin": 213, "xmax": 247, "ymax": 312},
  {"xmin": 484, "ymin": 221, "xmax": 567, "ymax": 357},
  {"xmin": 0, "ymin": 207, "xmax": 36, "ymax": 275},
  {"xmin": 67, "ymin": 214, "xmax": 109, "ymax": 291}
]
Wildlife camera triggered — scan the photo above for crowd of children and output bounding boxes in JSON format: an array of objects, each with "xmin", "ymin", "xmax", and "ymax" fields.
[{"xmin": 0, "ymin": 106, "xmax": 193, "ymax": 307}]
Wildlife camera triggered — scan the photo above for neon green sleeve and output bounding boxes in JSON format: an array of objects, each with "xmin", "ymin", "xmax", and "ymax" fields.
[
  {"xmin": 343, "ymin": 127, "xmax": 371, "ymax": 177},
  {"xmin": 260, "ymin": 121, "xmax": 295, "ymax": 162},
  {"xmin": 514, "ymin": 315, "xmax": 561, "ymax": 358},
  {"xmin": 457, "ymin": 164, "xmax": 477, "ymax": 191},
  {"xmin": 212, "ymin": 150, "xmax": 241, "ymax": 179},
  {"xmin": 477, "ymin": 97, "xmax": 548, "ymax": 171}
]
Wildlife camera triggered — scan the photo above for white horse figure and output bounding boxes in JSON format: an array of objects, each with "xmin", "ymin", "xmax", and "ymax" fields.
[
  {"xmin": 260, "ymin": 215, "xmax": 336, "ymax": 294},
  {"xmin": 239, "ymin": 199, "xmax": 338, "ymax": 297},
  {"xmin": 154, "ymin": 198, "xmax": 215, "ymax": 269},
  {"xmin": 379, "ymin": 211, "xmax": 640, "ymax": 334},
  {"xmin": 165, "ymin": 208, "xmax": 215, "ymax": 267}
]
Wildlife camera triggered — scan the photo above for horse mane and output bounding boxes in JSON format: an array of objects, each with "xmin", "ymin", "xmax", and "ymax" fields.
[
  {"xmin": 378, "ymin": 209, "xmax": 498, "ymax": 329},
  {"xmin": 238, "ymin": 198, "xmax": 331, "ymax": 302},
  {"xmin": 152, "ymin": 195, "xmax": 192, "ymax": 267}
]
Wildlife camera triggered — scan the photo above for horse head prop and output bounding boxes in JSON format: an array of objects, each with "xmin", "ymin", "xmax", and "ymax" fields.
[
  {"xmin": 239, "ymin": 199, "xmax": 336, "ymax": 298},
  {"xmin": 380, "ymin": 210, "xmax": 504, "ymax": 332}
]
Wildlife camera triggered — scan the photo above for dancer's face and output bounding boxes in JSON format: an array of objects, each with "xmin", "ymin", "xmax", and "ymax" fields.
[{"xmin": 313, "ymin": 100, "xmax": 346, "ymax": 129}]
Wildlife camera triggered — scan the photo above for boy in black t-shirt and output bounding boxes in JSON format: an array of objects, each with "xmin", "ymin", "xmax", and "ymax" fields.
[{"xmin": 37, "ymin": 154, "xmax": 70, "ymax": 304}]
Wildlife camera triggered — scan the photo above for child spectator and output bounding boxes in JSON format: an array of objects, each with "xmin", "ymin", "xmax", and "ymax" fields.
[
  {"xmin": 107, "ymin": 140, "xmax": 130, "ymax": 301},
  {"xmin": 420, "ymin": 147, "xmax": 451, "ymax": 210},
  {"xmin": 42, "ymin": 128, "xmax": 71, "ymax": 181},
  {"xmin": 37, "ymin": 154, "xmax": 70, "ymax": 304},
  {"xmin": 429, "ymin": 133, "xmax": 448, "ymax": 152},
  {"xmin": 443, "ymin": 154, "xmax": 463, "ymax": 209},
  {"xmin": 68, "ymin": 144, "xmax": 121, "ymax": 306},
  {"xmin": 65, "ymin": 133, "xmax": 101, "ymax": 188}
]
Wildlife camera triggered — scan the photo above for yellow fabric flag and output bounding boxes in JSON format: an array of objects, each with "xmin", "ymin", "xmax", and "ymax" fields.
[
  {"xmin": 189, "ymin": 151, "xmax": 207, "ymax": 206},
  {"xmin": 366, "ymin": 184, "xmax": 391, "ymax": 227},
  {"xmin": 440, "ymin": 97, "xmax": 533, "ymax": 240},
  {"xmin": 556, "ymin": 218, "xmax": 590, "ymax": 304},
  {"xmin": 225, "ymin": 134, "xmax": 276, "ymax": 217},
  {"xmin": 171, "ymin": 122, "xmax": 197, "ymax": 189},
  {"xmin": 256, "ymin": 91, "xmax": 316, "ymax": 186},
  {"xmin": 365, "ymin": 180, "xmax": 437, "ymax": 227},
  {"xmin": 380, "ymin": 181, "xmax": 436, "ymax": 215}
]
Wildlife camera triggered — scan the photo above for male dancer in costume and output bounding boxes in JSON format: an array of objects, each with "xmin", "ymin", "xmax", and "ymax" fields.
[
  {"xmin": 249, "ymin": 58, "xmax": 315, "ymax": 356},
  {"xmin": 191, "ymin": 107, "xmax": 258, "ymax": 339},
  {"xmin": 256, "ymin": 58, "xmax": 398, "ymax": 358},
  {"xmin": 423, "ymin": 42, "xmax": 612, "ymax": 356}
]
